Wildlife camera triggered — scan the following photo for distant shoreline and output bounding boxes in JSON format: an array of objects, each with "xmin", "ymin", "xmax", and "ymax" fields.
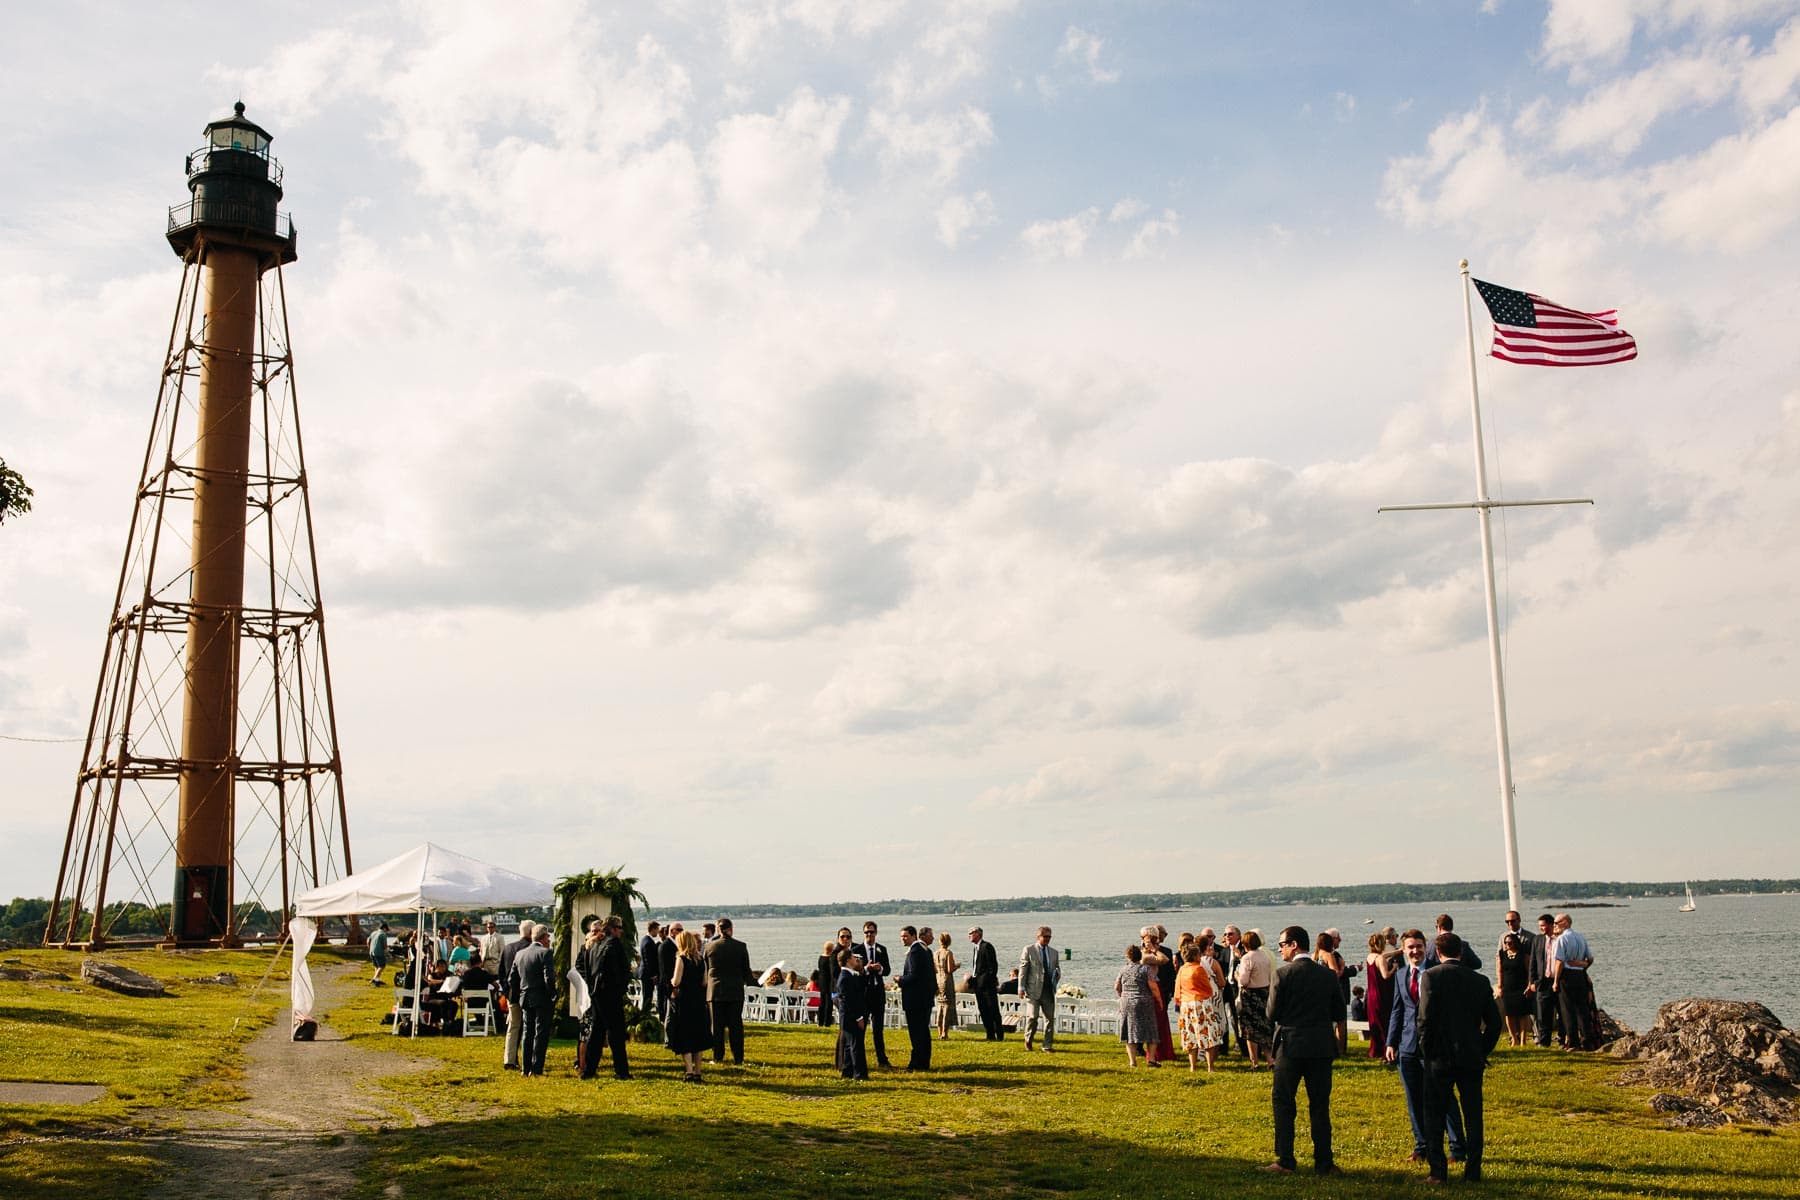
[{"xmin": 645, "ymin": 878, "xmax": 1800, "ymax": 921}]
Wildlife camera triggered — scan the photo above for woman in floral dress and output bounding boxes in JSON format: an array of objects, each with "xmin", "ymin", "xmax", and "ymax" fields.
[{"xmin": 1115, "ymin": 944, "xmax": 1160, "ymax": 1066}]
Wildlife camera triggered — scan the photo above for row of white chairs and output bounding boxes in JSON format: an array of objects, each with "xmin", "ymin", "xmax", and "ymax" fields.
[{"xmin": 625, "ymin": 983, "xmax": 1126, "ymax": 1036}]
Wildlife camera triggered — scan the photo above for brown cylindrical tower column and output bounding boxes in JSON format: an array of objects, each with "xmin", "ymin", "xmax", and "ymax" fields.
[
  {"xmin": 174, "ymin": 243, "xmax": 260, "ymax": 939},
  {"xmin": 165, "ymin": 103, "xmax": 298, "ymax": 942}
]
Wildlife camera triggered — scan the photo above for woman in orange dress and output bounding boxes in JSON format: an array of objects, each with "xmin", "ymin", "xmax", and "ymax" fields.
[{"xmin": 1174, "ymin": 945, "xmax": 1223, "ymax": 1072}]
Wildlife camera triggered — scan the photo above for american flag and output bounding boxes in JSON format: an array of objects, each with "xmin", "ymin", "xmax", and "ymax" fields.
[{"xmin": 1472, "ymin": 279, "xmax": 1637, "ymax": 367}]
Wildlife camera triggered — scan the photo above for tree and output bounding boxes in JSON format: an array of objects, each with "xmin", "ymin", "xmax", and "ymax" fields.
[{"xmin": 0, "ymin": 458, "xmax": 32, "ymax": 524}]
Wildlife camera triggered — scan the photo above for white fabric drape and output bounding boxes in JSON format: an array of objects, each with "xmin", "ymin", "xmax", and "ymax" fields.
[
  {"xmin": 290, "ymin": 916, "xmax": 318, "ymax": 1022},
  {"xmin": 567, "ymin": 966, "xmax": 591, "ymax": 1019}
]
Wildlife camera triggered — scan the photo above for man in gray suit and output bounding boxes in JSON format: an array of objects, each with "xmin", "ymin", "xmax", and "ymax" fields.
[
  {"xmin": 1264, "ymin": 925, "xmax": 1345, "ymax": 1176},
  {"xmin": 1018, "ymin": 926, "xmax": 1061, "ymax": 1052},
  {"xmin": 508, "ymin": 924, "xmax": 557, "ymax": 1077},
  {"xmin": 498, "ymin": 919, "xmax": 536, "ymax": 1070},
  {"xmin": 702, "ymin": 916, "xmax": 756, "ymax": 1064}
]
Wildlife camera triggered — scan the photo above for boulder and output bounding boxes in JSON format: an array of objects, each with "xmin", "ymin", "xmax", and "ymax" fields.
[
  {"xmin": 80, "ymin": 959, "xmax": 168, "ymax": 998},
  {"xmin": 1594, "ymin": 1007, "xmax": 1633, "ymax": 1047},
  {"xmin": 192, "ymin": 972, "xmax": 239, "ymax": 986},
  {"xmin": 1611, "ymin": 999, "xmax": 1800, "ymax": 1126}
]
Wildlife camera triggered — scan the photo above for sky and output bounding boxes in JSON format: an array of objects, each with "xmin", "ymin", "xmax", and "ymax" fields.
[{"xmin": 2, "ymin": 1, "xmax": 1797, "ymax": 911}]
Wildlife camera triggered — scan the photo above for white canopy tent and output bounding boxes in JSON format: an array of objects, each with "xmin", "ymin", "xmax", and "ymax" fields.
[{"xmin": 289, "ymin": 842, "xmax": 555, "ymax": 1038}]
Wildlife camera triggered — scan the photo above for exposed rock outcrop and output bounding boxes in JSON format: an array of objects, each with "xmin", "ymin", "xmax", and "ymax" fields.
[
  {"xmin": 1611, "ymin": 999, "xmax": 1800, "ymax": 1127},
  {"xmin": 81, "ymin": 958, "xmax": 168, "ymax": 998},
  {"xmin": 1594, "ymin": 1007, "xmax": 1632, "ymax": 1047},
  {"xmin": 0, "ymin": 966, "xmax": 72, "ymax": 982}
]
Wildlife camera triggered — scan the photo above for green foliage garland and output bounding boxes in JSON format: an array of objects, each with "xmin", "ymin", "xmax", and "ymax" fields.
[{"xmin": 551, "ymin": 867, "xmax": 648, "ymax": 1018}]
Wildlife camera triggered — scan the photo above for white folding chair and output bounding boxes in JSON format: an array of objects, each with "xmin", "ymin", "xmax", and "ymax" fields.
[{"xmin": 462, "ymin": 986, "xmax": 496, "ymax": 1036}]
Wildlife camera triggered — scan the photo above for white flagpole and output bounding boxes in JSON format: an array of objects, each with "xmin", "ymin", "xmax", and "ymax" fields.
[
  {"xmin": 1383, "ymin": 264, "xmax": 1593, "ymax": 914},
  {"xmin": 1459, "ymin": 259, "xmax": 1525, "ymax": 915}
]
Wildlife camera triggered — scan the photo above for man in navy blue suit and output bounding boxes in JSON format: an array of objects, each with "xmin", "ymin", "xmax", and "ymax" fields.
[
  {"xmin": 897, "ymin": 925, "xmax": 935, "ymax": 1070},
  {"xmin": 835, "ymin": 949, "xmax": 869, "ymax": 1080},
  {"xmin": 859, "ymin": 921, "xmax": 893, "ymax": 1067},
  {"xmin": 637, "ymin": 920, "xmax": 662, "ymax": 1021},
  {"xmin": 1422, "ymin": 914, "xmax": 1481, "ymax": 972},
  {"xmin": 1386, "ymin": 929, "xmax": 1466, "ymax": 1167}
]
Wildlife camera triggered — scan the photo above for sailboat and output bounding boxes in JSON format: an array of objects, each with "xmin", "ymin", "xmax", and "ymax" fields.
[{"xmin": 1679, "ymin": 882, "xmax": 1697, "ymax": 913}]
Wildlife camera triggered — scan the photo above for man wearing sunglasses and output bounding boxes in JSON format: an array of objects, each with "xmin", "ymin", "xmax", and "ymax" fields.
[{"xmin": 1264, "ymin": 926, "xmax": 1345, "ymax": 1177}]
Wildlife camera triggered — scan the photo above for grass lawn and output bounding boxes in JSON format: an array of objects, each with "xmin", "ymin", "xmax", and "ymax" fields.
[
  {"xmin": 0, "ymin": 945, "xmax": 299, "ymax": 1198},
  {"xmin": 336, "ymin": 975, "xmax": 1800, "ymax": 1200},
  {"xmin": 5, "ymin": 950, "xmax": 1798, "ymax": 1199}
]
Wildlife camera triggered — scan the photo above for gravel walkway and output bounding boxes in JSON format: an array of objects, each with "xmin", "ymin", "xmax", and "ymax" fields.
[{"xmin": 143, "ymin": 960, "xmax": 444, "ymax": 1199}]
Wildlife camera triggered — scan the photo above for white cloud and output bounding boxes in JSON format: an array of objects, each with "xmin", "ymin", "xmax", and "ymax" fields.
[
  {"xmin": 1650, "ymin": 103, "xmax": 1800, "ymax": 249},
  {"xmin": 935, "ymin": 190, "xmax": 997, "ymax": 246},
  {"xmin": 1542, "ymin": 0, "xmax": 1800, "ymax": 70},
  {"xmin": 876, "ymin": 2, "xmax": 1017, "ymax": 105},
  {"xmin": 864, "ymin": 105, "xmax": 996, "ymax": 184},
  {"xmin": 1548, "ymin": 34, "xmax": 1797, "ymax": 156},
  {"xmin": 1057, "ymin": 25, "xmax": 1120, "ymax": 85},
  {"xmin": 709, "ymin": 87, "xmax": 851, "ymax": 258},
  {"xmin": 813, "ymin": 649, "xmax": 1065, "ymax": 739},
  {"xmin": 206, "ymin": 27, "xmax": 392, "ymax": 122},
  {"xmin": 1123, "ymin": 209, "xmax": 1179, "ymax": 259},
  {"xmin": 1019, "ymin": 207, "xmax": 1098, "ymax": 259},
  {"xmin": 976, "ymin": 755, "xmax": 1120, "ymax": 809}
]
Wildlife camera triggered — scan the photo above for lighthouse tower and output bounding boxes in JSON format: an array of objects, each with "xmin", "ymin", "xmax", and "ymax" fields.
[{"xmin": 46, "ymin": 105, "xmax": 354, "ymax": 947}]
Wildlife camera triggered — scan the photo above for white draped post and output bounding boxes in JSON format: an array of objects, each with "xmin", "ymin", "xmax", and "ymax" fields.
[{"xmin": 290, "ymin": 916, "xmax": 317, "ymax": 1026}]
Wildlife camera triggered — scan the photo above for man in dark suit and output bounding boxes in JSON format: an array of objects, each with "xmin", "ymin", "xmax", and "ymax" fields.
[
  {"xmin": 581, "ymin": 915, "xmax": 632, "ymax": 1081},
  {"xmin": 508, "ymin": 925, "xmax": 557, "ymax": 1077},
  {"xmin": 859, "ymin": 921, "xmax": 893, "ymax": 1067},
  {"xmin": 498, "ymin": 919, "xmax": 537, "ymax": 1070},
  {"xmin": 702, "ymin": 916, "xmax": 756, "ymax": 1064},
  {"xmin": 1418, "ymin": 932, "xmax": 1503, "ymax": 1184},
  {"xmin": 968, "ymin": 926, "xmax": 1002, "ymax": 1040},
  {"xmin": 1220, "ymin": 925, "xmax": 1246, "ymax": 1055},
  {"xmin": 657, "ymin": 923, "xmax": 680, "ymax": 1022},
  {"xmin": 1386, "ymin": 928, "xmax": 1466, "ymax": 1167},
  {"xmin": 1423, "ymin": 913, "xmax": 1481, "ymax": 972},
  {"xmin": 1526, "ymin": 912, "xmax": 1560, "ymax": 1047},
  {"xmin": 897, "ymin": 925, "xmax": 935, "ymax": 1070},
  {"xmin": 835, "ymin": 949, "xmax": 869, "ymax": 1080},
  {"xmin": 1264, "ymin": 925, "xmax": 1345, "ymax": 1177},
  {"xmin": 637, "ymin": 920, "xmax": 661, "ymax": 1020}
]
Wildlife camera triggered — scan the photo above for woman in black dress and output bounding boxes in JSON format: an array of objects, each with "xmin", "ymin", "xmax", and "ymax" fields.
[
  {"xmin": 817, "ymin": 932, "xmax": 845, "ymax": 1028},
  {"xmin": 667, "ymin": 930, "xmax": 711, "ymax": 1081},
  {"xmin": 1497, "ymin": 930, "xmax": 1532, "ymax": 1045}
]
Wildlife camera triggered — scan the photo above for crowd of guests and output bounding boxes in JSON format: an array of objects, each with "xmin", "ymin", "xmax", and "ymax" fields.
[{"xmin": 380, "ymin": 905, "xmax": 1603, "ymax": 1182}]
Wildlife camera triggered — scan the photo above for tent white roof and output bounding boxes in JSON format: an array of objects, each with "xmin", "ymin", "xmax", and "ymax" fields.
[{"xmin": 292, "ymin": 842, "xmax": 554, "ymax": 916}]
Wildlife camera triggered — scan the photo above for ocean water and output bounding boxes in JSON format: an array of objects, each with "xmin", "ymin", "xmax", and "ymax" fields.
[{"xmin": 711, "ymin": 892, "xmax": 1798, "ymax": 1033}]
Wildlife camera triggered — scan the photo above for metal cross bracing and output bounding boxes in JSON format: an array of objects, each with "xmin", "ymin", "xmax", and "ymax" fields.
[{"xmin": 45, "ymin": 247, "xmax": 353, "ymax": 948}]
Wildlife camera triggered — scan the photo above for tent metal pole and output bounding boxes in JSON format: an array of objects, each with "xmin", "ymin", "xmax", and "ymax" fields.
[{"xmin": 413, "ymin": 907, "xmax": 425, "ymax": 1037}]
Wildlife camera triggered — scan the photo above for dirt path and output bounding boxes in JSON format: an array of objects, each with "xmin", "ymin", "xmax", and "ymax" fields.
[{"xmin": 143, "ymin": 961, "xmax": 443, "ymax": 1200}]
